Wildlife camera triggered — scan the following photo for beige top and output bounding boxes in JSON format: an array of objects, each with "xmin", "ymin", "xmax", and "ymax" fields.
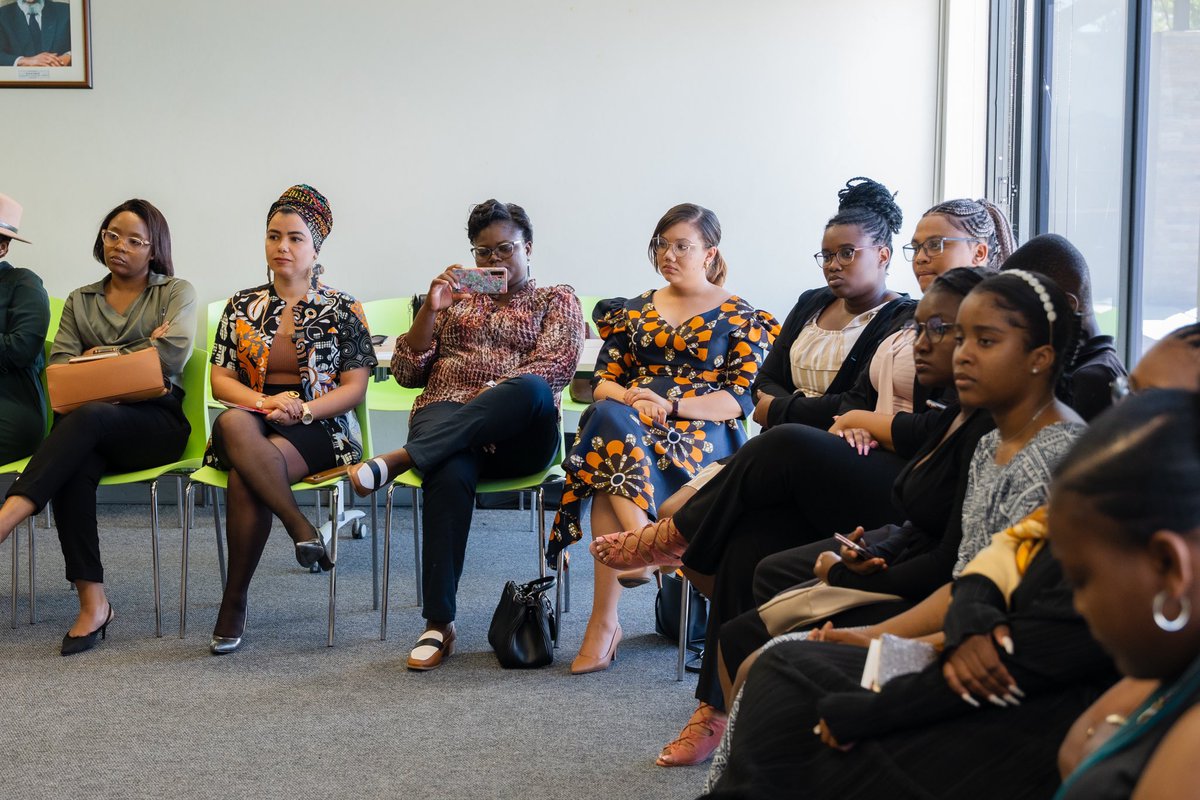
[
  {"xmin": 51, "ymin": 272, "xmax": 197, "ymax": 388},
  {"xmin": 868, "ymin": 328, "xmax": 917, "ymax": 414},
  {"xmin": 788, "ymin": 303, "xmax": 885, "ymax": 397}
]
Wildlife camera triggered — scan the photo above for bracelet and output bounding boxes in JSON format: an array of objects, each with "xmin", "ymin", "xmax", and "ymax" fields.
[{"xmin": 671, "ymin": 398, "xmax": 680, "ymax": 418}]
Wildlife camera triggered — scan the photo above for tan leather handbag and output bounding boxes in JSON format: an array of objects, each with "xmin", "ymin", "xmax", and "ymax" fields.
[{"xmin": 46, "ymin": 346, "xmax": 168, "ymax": 414}]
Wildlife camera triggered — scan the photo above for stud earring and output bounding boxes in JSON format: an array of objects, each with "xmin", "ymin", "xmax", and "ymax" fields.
[{"xmin": 1032, "ymin": 367, "xmax": 1039, "ymax": 375}]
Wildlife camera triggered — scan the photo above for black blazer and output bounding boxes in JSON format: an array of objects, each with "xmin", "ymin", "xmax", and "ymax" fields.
[{"xmin": 753, "ymin": 288, "xmax": 916, "ymax": 430}]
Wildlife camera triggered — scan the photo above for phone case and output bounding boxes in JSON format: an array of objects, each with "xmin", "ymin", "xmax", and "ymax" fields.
[{"xmin": 450, "ymin": 267, "xmax": 508, "ymax": 294}]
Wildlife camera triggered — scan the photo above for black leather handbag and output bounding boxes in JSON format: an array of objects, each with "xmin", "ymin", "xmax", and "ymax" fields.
[
  {"xmin": 655, "ymin": 570, "xmax": 708, "ymax": 646},
  {"xmin": 488, "ymin": 576, "xmax": 557, "ymax": 669}
]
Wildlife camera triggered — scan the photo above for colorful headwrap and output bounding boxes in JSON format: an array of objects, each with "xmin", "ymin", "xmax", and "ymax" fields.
[{"xmin": 267, "ymin": 184, "xmax": 332, "ymax": 252}]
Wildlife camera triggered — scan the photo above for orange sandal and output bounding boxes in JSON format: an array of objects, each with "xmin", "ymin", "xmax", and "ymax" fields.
[{"xmin": 656, "ymin": 702, "xmax": 728, "ymax": 767}]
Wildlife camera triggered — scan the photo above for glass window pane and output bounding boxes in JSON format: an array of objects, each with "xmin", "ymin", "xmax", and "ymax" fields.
[
  {"xmin": 1141, "ymin": 1, "xmax": 1200, "ymax": 352},
  {"xmin": 1046, "ymin": 0, "xmax": 1129, "ymax": 341}
]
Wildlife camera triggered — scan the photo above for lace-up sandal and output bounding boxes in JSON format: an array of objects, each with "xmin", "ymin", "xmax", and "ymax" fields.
[
  {"xmin": 656, "ymin": 702, "xmax": 728, "ymax": 767},
  {"xmin": 590, "ymin": 517, "xmax": 687, "ymax": 569}
]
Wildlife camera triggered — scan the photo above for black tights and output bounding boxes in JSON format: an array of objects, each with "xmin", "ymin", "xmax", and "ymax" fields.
[{"xmin": 210, "ymin": 409, "xmax": 323, "ymax": 637}]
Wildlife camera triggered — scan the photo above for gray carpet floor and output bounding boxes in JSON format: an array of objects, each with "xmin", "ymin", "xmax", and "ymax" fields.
[{"xmin": 0, "ymin": 501, "xmax": 706, "ymax": 800}]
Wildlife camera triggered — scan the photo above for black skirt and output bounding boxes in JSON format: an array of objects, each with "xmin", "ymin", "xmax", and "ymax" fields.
[{"xmin": 255, "ymin": 383, "xmax": 336, "ymax": 475}]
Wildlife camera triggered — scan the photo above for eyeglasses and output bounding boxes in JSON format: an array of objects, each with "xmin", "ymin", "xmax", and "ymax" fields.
[
  {"xmin": 812, "ymin": 244, "xmax": 881, "ymax": 269},
  {"xmin": 101, "ymin": 229, "xmax": 151, "ymax": 251},
  {"xmin": 902, "ymin": 315, "xmax": 955, "ymax": 344},
  {"xmin": 470, "ymin": 240, "xmax": 524, "ymax": 260},
  {"xmin": 901, "ymin": 236, "xmax": 980, "ymax": 262},
  {"xmin": 650, "ymin": 237, "xmax": 706, "ymax": 259}
]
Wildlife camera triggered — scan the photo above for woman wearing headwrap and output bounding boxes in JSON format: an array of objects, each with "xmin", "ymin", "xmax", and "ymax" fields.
[
  {"xmin": 0, "ymin": 198, "xmax": 196, "ymax": 655},
  {"xmin": 204, "ymin": 184, "xmax": 376, "ymax": 655}
]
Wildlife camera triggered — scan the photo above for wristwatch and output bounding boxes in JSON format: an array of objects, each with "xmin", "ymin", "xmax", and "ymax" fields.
[{"xmin": 301, "ymin": 403, "xmax": 313, "ymax": 425}]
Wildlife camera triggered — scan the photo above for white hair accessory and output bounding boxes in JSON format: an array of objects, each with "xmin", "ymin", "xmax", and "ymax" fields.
[{"xmin": 1004, "ymin": 269, "xmax": 1057, "ymax": 345}]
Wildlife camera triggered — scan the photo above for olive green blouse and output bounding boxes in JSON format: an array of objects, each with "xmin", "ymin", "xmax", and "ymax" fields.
[{"xmin": 51, "ymin": 272, "xmax": 197, "ymax": 388}]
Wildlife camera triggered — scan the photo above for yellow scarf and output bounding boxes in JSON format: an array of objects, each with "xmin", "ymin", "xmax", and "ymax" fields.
[{"xmin": 959, "ymin": 506, "xmax": 1048, "ymax": 604}]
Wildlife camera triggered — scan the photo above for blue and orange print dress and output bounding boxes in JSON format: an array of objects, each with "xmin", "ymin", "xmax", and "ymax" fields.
[{"xmin": 547, "ymin": 291, "xmax": 779, "ymax": 565}]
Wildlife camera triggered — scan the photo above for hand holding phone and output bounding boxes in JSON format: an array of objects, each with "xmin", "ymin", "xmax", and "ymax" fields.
[{"xmin": 833, "ymin": 531, "xmax": 873, "ymax": 560}]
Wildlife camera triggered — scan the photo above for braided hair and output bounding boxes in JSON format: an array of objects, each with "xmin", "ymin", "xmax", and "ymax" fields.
[
  {"xmin": 929, "ymin": 266, "xmax": 994, "ymax": 299},
  {"xmin": 826, "ymin": 177, "xmax": 903, "ymax": 255},
  {"xmin": 1053, "ymin": 389, "xmax": 1200, "ymax": 548},
  {"xmin": 924, "ymin": 198, "xmax": 1015, "ymax": 268}
]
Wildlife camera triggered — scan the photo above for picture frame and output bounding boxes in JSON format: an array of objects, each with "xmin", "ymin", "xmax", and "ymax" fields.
[{"xmin": 0, "ymin": 0, "xmax": 91, "ymax": 89}]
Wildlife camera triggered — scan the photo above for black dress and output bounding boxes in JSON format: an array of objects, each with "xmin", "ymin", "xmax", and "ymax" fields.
[{"xmin": 703, "ymin": 548, "xmax": 1118, "ymax": 799}]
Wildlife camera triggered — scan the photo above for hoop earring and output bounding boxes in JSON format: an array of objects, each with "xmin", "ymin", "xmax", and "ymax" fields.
[{"xmin": 1153, "ymin": 591, "xmax": 1191, "ymax": 632}]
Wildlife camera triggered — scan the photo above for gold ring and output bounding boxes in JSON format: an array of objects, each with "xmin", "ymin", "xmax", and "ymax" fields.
[{"xmin": 287, "ymin": 391, "xmax": 300, "ymax": 399}]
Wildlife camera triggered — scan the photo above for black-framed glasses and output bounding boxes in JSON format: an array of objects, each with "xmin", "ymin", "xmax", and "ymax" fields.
[
  {"xmin": 901, "ymin": 236, "xmax": 980, "ymax": 262},
  {"xmin": 470, "ymin": 240, "xmax": 524, "ymax": 260},
  {"xmin": 650, "ymin": 237, "xmax": 703, "ymax": 258},
  {"xmin": 812, "ymin": 244, "xmax": 881, "ymax": 269},
  {"xmin": 101, "ymin": 229, "xmax": 151, "ymax": 251},
  {"xmin": 903, "ymin": 315, "xmax": 955, "ymax": 344}
]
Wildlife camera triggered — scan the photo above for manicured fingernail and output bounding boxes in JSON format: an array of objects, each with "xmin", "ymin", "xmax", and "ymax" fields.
[
  {"xmin": 960, "ymin": 692, "xmax": 981, "ymax": 708},
  {"xmin": 1000, "ymin": 636, "xmax": 1014, "ymax": 655},
  {"xmin": 987, "ymin": 694, "xmax": 1007, "ymax": 708},
  {"xmin": 1003, "ymin": 693, "xmax": 1021, "ymax": 706},
  {"xmin": 1009, "ymin": 685, "xmax": 1025, "ymax": 698}
]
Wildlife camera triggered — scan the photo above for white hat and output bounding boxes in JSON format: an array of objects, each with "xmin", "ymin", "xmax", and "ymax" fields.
[{"xmin": 0, "ymin": 193, "xmax": 32, "ymax": 244}]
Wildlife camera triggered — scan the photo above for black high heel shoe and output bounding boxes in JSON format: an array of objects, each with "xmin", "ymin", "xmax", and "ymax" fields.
[
  {"xmin": 61, "ymin": 604, "xmax": 114, "ymax": 656},
  {"xmin": 294, "ymin": 537, "xmax": 327, "ymax": 569}
]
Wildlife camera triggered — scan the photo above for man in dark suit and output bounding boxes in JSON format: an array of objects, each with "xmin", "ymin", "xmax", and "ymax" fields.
[{"xmin": 0, "ymin": 0, "xmax": 71, "ymax": 67}]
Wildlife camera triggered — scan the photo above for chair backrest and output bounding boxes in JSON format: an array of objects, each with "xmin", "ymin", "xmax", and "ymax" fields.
[
  {"xmin": 353, "ymin": 399, "xmax": 373, "ymax": 460},
  {"xmin": 577, "ymin": 294, "xmax": 604, "ymax": 336},
  {"xmin": 361, "ymin": 298, "xmax": 414, "ymax": 337},
  {"xmin": 179, "ymin": 348, "xmax": 211, "ymax": 461},
  {"xmin": 47, "ymin": 295, "xmax": 65, "ymax": 337},
  {"xmin": 206, "ymin": 298, "xmax": 228, "ymax": 351}
]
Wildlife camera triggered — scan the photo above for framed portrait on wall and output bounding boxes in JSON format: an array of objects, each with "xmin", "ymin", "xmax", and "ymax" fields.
[{"xmin": 0, "ymin": 0, "xmax": 90, "ymax": 88}]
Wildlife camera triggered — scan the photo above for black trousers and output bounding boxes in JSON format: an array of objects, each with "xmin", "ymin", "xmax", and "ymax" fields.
[
  {"xmin": 7, "ymin": 391, "xmax": 190, "ymax": 583},
  {"xmin": 407, "ymin": 374, "xmax": 559, "ymax": 623},
  {"xmin": 670, "ymin": 423, "xmax": 907, "ymax": 710}
]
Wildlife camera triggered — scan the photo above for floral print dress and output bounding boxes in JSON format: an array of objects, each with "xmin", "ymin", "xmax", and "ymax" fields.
[{"xmin": 548, "ymin": 291, "xmax": 779, "ymax": 564}]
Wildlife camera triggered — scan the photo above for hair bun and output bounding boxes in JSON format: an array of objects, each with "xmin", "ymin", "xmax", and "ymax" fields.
[{"xmin": 837, "ymin": 177, "xmax": 902, "ymax": 235}]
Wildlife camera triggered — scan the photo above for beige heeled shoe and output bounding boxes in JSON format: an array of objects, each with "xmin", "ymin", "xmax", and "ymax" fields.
[{"xmin": 570, "ymin": 624, "xmax": 622, "ymax": 674}]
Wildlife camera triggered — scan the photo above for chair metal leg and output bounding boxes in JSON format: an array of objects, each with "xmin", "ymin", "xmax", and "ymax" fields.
[
  {"xmin": 43, "ymin": 501, "xmax": 51, "ymax": 529},
  {"xmin": 677, "ymin": 572, "xmax": 691, "ymax": 681},
  {"xmin": 10, "ymin": 522, "xmax": 18, "ymax": 630},
  {"xmin": 529, "ymin": 491, "xmax": 536, "ymax": 531},
  {"xmin": 370, "ymin": 494, "xmax": 379, "ymax": 611},
  {"xmin": 410, "ymin": 487, "xmax": 422, "ymax": 607},
  {"xmin": 537, "ymin": 487, "xmax": 547, "ymax": 580},
  {"xmin": 381, "ymin": 483, "xmax": 396, "ymax": 640},
  {"xmin": 150, "ymin": 480, "xmax": 162, "ymax": 638},
  {"xmin": 211, "ymin": 486, "xmax": 227, "ymax": 589},
  {"xmin": 27, "ymin": 517, "xmax": 35, "ymax": 624},
  {"xmin": 180, "ymin": 481, "xmax": 195, "ymax": 638},
  {"xmin": 327, "ymin": 485, "xmax": 339, "ymax": 647}
]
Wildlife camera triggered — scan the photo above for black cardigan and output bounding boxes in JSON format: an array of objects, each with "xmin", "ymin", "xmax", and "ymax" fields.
[{"xmin": 754, "ymin": 288, "xmax": 916, "ymax": 430}]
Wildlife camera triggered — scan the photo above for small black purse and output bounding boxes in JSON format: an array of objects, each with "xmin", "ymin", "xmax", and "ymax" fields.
[{"xmin": 488, "ymin": 576, "xmax": 557, "ymax": 669}]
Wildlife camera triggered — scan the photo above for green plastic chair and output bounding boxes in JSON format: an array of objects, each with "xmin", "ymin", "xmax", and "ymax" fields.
[
  {"xmin": 179, "ymin": 400, "xmax": 376, "ymax": 646},
  {"xmin": 204, "ymin": 298, "xmax": 230, "ymax": 409},
  {"xmin": 360, "ymin": 298, "xmax": 423, "ymax": 414},
  {"xmin": 21, "ymin": 348, "xmax": 210, "ymax": 636},
  {"xmin": 378, "ymin": 422, "xmax": 568, "ymax": 643}
]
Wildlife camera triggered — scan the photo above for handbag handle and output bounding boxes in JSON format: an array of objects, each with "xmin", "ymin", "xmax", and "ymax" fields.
[{"xmin": 518, "ymin": 576, "xmax": 556, "ymax": 597}]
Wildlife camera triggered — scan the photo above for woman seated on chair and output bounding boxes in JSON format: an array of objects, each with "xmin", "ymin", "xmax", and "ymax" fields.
[
  {"xmin": 546, "ymin": 202, "xmax": 780, "ymax": 676},
  {"xmin": 205, "ymin": 185, "xmax": 375, "ymax": 655},
  {"xmin": 0, "ymin": 191, "xmax": 51, "ymax": 464},
  {"xmin": 0, "ymin": 198, "xmax": 196, "ymax": 655},
  {"xmin": 347, "ymin": 199, "xmax": 583, "ymax": 671}
]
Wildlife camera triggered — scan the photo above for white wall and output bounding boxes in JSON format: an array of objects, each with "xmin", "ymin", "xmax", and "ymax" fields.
[{"xmin": 7, "ymin": 0, "xmax": 942, "ymax": 326}]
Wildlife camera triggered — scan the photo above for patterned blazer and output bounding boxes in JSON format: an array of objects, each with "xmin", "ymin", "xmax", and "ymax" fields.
[{"xmin": 208, "ymin": 281, "xmax": 377, "ymax": 466}]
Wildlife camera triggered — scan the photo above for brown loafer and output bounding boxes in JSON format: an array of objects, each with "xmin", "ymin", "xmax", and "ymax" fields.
[{"xmin": 406, "ymin": 625, "xmax": 456, "ymax": 671}]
